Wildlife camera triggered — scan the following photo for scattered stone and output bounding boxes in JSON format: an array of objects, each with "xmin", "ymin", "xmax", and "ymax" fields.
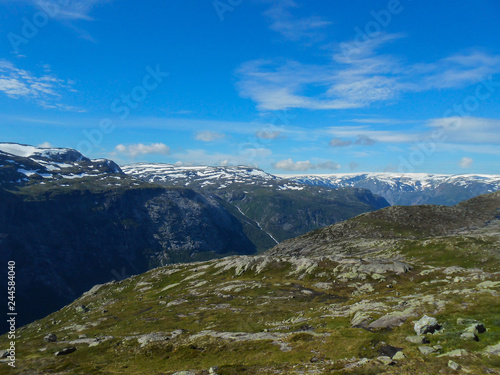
[
  {"xmin": 44, "ymin": 333, "xmax": 57, "ymax": 343},
  {"xmin": 418, "ymin": 346, "xmax": 440, "ymax": 355},
  {"xmin": 405, "ymin": 335, "xmax": 430, "ymax": 344},
  {"xmin": 310, "ymin": 357, "xmax": 319, "ymax": 363},
  {"xmin": 54, "ymin": 347, "xmax": 77, "ymax": 356},
  {"xmin": 344, "ymin": 358, "xmax": 369, "ymax": 369},
  {"xmin": 457, "ymin": 318, "xmax": 478, "ymax": 325},
  {"xmin": 78, "ymin": 334, "xmax": 87, "ymax": 339},
  {"xmin": 438, "ymin": 349, "xmax": 468, "ymax": 358},
  {"xmin": 172, "ymin": 372, "xmax": 196, "ymax": 375},
  {"xmin": 0, "ymin": 350, "xmax": 8, "ymax": 358},
  {"xmin": 209, "ymin": 366, "xmax": 219, "ymax": 374},
  {"xmin": 75, "ymin": 305, "xmax": 88, "ymax": 313},
  {"xmin": 484, "ymin": 342, "xmax": 500, "ymax": 356},
  {"xmin": 414, "ymin": 315, "xmax": 441, "ymax": 335},
  {"xmin": 448, "ymin": 360, "xmax": 461, "ymax": 371},
  {"xmin": 393, "ymin": 351, "xmax": 406, "ymax": 360},
  {"xmin": 460, "ymin": 332, "xmax": 478, "ymax": 341},
  {"xmin": 376, "ymin": 356, "xmax": 395, "ymax": 366},
  {"xmin": 378, "ymin": 345, "xmax": 402, "ymax": 358}
]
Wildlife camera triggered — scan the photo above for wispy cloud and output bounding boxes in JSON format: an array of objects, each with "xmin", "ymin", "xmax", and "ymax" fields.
[
  {"xmin": 30, "ymin": 0, "xmax": 110, "ymax": 21},
  {"xmin": 0, "ymin": 60, "xmax": 82, "ymax": 111},
  {"xmin": 262, "ymin": 0, "xmax": 331, "ymax": 42},
  {"xmin": 273, "ymin": 158, "xmax": 340, "ymax": 171},
  {"xmin": 256, "ymin": 130, "xmax": 283, "ymax": 139},
  {"xmin": 355, "ymin": 134, "xmax": 376, "ymax": 146},
  {"xmin": 425, "ymin": 117, "xmax": 500, "ymax": 144},
  {"xmin": 237, "ymin": 33, "xmax": 500, "ymax": 111},
  {"xmin": 113, "ymin": 143, "xmax": 170, "ymax": 158},
  {"xmin": 172, "ymin": 148, "xmax": 272, "ymax": 167},
  {"xmin": 195, "ymin": 131, "xmax": 226, "ymax": 142},
  {"xmin": 329, "ymin": 137, "xmax": 352, "ymax": 147}
]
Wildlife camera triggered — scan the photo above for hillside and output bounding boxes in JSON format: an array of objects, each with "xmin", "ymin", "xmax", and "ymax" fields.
[{"xmin": 3, "ymin": 192, "xmax": 499, "ymax": 374}]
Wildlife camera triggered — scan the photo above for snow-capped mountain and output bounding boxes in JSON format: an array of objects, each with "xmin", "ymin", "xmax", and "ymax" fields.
[
  {"xmin": 123, "ymin": 163, "xmax": 500, "ymax": 207},
  {"xmin": 122, "ymin": 163, "xmax": 282, "ymax": 189},
  {"xmin": 0, "ymin": 142, "xmax": 122, "ymax": 186},
  {"xmin": 283, "ymin": 172, "xmax": 500, "ymax": 206}
]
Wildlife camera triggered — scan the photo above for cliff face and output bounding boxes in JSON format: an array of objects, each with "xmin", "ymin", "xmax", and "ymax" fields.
[{"xmin": 0, "ymin": 185, "xmax": 256, "ymax": 328}]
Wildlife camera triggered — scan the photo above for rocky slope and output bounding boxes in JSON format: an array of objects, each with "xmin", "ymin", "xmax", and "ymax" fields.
[
  {"xmin": 285, "ymin": 172, "xmax": 500, "ymax": 206},
  {"xmin": 123, "ymin": 163, "xmax": 390, "ymax": 243},
  {"xmin": 4, "ymin": 192, "xmax": 499, "ymax": 374}
]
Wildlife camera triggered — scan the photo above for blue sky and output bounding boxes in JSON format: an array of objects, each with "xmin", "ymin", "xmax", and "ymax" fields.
[{"xmin": 0, "ymin": 0, "xmax": 499, "ymax": 174}]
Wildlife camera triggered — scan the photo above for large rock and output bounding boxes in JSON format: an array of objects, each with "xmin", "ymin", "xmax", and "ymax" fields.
[
  {"xmin": 367, "ymin": 310, "xmax": 415, "ymax": 331},
  {"xmin": 418, "ymin": 346, "xmax": 441, "ymax": 355},
  {"xmin": 460, "ymin": 332, "xmax": 478, "ymax": 341},
  {"xmin": 44, "ymin": 333, "xmax": 57, "ymax": 343},
  {"xmin": 405, "ymin": 335, "xmax": 430, "ymax": 344},
  {"xmin": 378, "ymin": 345, "xmax": 402, "ymax": 358},
  {"xmin": 465, "ymin": 323, "xmax": 486, "ymax": 334},
  {"xmin": 414, "ymin": 315, "xmax": 441, "ymax": 335}
]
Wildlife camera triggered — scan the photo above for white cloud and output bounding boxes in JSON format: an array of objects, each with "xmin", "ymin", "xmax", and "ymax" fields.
[
  {"xmin": 273, "ymin": 158, "xmax": 340, "ymax": 171},
  {"xmin": 114, "ymin": 143, "xmax": 170, "ymax": 158},
  {"xmin": 0, "ymin": 60, "xmax": 81, "ymax": 111},
  {"xmin": 459, "ymin": 157, "xmax": 473, "ymax": 169},
  {"xmin": 195, "ymin": 131, "xmax": 226, "ymax": 142},
  {"xmin": 38, "ymin": 142, "xmax": 52, "ymax": 148},
  {"xmin": 237, "ymin": 33, "xmax": 500, "ymax": 111}
]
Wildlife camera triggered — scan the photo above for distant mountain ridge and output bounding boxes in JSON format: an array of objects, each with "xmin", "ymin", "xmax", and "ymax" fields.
[{"xmin": 282, "ymin": 172, "xmax": 500, "ymax": 206}]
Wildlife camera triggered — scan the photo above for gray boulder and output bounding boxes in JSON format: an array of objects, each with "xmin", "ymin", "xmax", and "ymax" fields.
[
  {"xmin": 460, "ymin": 332, "xmax": 478, "ymax": 341},
  {"xmin": 44, "ymin": 333, "xmax": 57, "ymax": 343},
  {"xmin": 414, "ymin": 315, "xmax": 441, "ymax": 335},
  {"xmin": 465, "ymin": 323, "xmax": 486, "ymax": 334},
  {"xmin": 405, "ymin": 335, "xmax": 430, "ymax": 344},
  {"xmin": 418, "ymin": 346, "xmax": 441, "ymax": 355}
]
